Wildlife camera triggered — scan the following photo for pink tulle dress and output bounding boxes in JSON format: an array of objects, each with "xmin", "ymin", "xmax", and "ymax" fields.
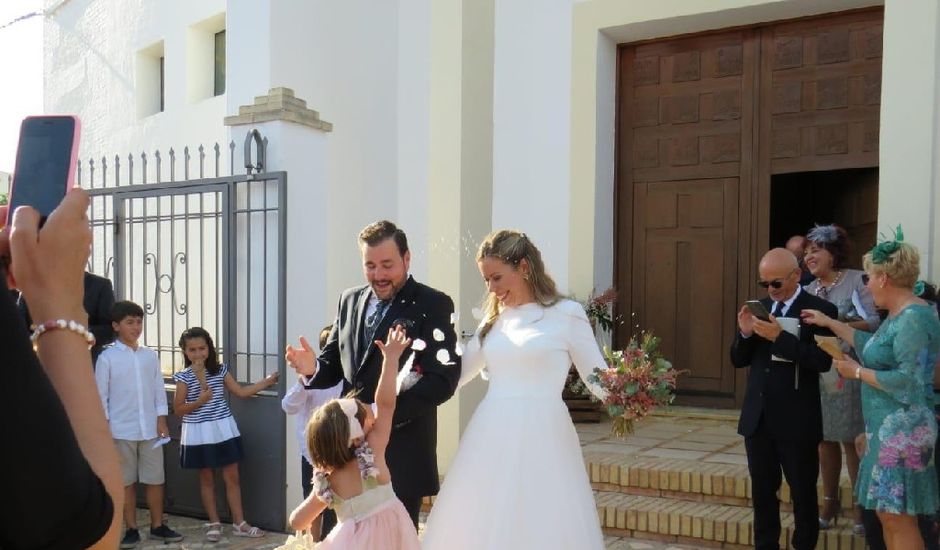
[{"xmin": 312, "ymin": 442, "xmax": 419, "ymax": 550}]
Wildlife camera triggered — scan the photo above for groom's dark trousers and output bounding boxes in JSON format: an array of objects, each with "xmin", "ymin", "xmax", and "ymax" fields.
[{"xmin": 730, "ymin": 291, "xmax": 837, "ymax": 550}]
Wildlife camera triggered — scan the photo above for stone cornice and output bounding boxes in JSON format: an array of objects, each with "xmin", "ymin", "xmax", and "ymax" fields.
[{"xmin": 224, "ymin": 87, "xmax": 333, "ymax": 131}]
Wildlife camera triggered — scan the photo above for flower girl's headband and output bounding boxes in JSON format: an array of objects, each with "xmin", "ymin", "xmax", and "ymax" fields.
[{"xmin": 336, "ymin": 398, "xmax": 364, "ymax": 445}]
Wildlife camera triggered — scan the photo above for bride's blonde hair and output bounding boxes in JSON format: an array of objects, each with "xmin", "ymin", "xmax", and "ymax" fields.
[{"xmin": 477, "ymin": 230, "xmax": 562, "ymax": 341}]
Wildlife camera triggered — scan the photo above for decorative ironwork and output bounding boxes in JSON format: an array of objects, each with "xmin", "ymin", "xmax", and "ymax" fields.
[
  {"xmin": 76, "ymin": 137, "xmax": 252, "ymax": 189},
  {"xmin": 141, "ymin": 251, "xmax": 188, "ymax": 316},
  {"xmin": 80, "ymin": 130, "xmax": 287, "ymax": 529}
]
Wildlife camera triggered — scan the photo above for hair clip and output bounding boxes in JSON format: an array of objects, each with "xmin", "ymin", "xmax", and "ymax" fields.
[{"xmin": 806, "ymin": 224, "xmax": 840, "ymax": 244}]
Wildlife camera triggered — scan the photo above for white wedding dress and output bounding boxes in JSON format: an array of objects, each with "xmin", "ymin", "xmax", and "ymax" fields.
[{"xmin": 421, "ymin": 299, "xmax": 607, "ymax": 550}]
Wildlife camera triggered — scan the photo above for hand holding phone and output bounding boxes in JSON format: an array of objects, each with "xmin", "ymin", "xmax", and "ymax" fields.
[
  {"xmin": 745, "ymin": 300, "xmax": 771, "ymax": 322},
  {"xmin": 8, "ymin": 188, "xmax": 91, "ymax": 323}
]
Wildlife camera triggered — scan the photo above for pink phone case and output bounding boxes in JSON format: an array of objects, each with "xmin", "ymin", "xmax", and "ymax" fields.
[{"xmin": 6, "ymin": 115, "xmax": 81, "ymax": 224}]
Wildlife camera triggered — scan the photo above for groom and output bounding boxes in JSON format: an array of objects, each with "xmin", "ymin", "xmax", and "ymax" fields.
[{"xmin": 287, "ymin": 220, "xmax": 462, "ymax": 532}]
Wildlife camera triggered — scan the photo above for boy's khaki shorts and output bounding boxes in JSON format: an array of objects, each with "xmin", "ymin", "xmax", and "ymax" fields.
[{"xmin": 115, "ymin": 438, "xmax": 165, "ymax": 486}]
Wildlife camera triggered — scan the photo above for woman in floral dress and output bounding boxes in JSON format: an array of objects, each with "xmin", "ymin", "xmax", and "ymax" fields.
[{"xmin": 803, "ymin": 229, "xmax": 939, "ymax": 550}]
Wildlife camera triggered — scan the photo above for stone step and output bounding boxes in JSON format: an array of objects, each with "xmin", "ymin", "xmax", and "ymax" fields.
[
  {"xmin": 595, "ymin": 491, "xmax": 867, "ymax": 550},
  {"xmin": 584, "ymin": 452, "xmax": 856, "ymax": 510}
]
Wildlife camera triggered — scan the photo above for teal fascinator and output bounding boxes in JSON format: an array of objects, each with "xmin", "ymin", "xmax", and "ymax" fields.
[{"xmin": 869, "ymin": 225, "xmax": 904, "ymax": 265}]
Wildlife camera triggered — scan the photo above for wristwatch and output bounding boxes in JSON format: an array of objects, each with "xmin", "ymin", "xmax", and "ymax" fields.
[{"xmin": 855, "ymin": 366, "xmax": 862, "ymax": 380}]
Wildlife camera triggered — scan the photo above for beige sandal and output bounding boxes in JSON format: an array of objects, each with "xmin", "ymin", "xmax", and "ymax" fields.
[
  {"xmin": 232, "ymin": 521, "xmax": 264, "ymax": 538},
  {"xmin": 205, "ymin": 522, "xmax": 222, "ymax": 542}
]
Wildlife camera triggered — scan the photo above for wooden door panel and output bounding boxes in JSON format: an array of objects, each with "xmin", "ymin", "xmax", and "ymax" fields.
[
  {"xmin": 616, "ymin": 9, "xmax": 882, "ymax": 408},
  {"xmin": 761, "ymin": 9, "xmax": 883, "ymax": 175},
  {"xmin": 632, "ymin": 179, "xmax": 738, "ymax": 397},
  {"xmin": 618, "ymin": 30, "xmax": 753, "ymax": 407}
]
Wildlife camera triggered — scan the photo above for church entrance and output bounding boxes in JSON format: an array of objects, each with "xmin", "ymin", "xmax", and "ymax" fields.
[
  {"xmin": 771, "ymin": 168, "xmax": 879, "ymax": 270},
  {"xmin": 614, "ymin": 8, "xmax": 883, "ymax": 408}
]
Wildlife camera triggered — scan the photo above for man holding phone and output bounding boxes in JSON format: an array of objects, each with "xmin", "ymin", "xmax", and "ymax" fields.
[{"xmin": 730, "ymin": 248, "xmax": 838, "ymax": 550}]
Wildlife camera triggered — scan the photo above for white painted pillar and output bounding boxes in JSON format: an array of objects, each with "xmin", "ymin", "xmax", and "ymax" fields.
[
  {"xmin": 491, "ymin": 0, "xmax": 574, "ymax": 292},
  {"xmin": 225, "ymin": 88, "xmax": 332, "ymax": 528},
  {"xmin": 878, "ymin": 0, "xmax": 940, "ymax": 277}
]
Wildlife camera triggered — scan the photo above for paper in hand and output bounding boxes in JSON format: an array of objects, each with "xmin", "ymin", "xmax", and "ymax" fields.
[
  {"xmin": 814, "ymin": 335, "xmax": 845, "ymax": 360},
  {"xmin": 815, "ymin": 335, "xmax": 846, "ymax": 392},
  {"xmin": 152, "ymin": 436, "xmax": 171, "ymax": 449}
]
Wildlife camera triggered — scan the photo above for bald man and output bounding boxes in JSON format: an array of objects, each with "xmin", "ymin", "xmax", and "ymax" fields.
[{"xmin": 730, "ymin": 248, "xmax": 838, "ymax": 550}]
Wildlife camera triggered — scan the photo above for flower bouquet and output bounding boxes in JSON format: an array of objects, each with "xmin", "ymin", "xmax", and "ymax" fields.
[
  {"xmin": 583, "ymin": 287, "xmax": 618, "ymax": 333},
  {"xmin": 584, "ymin": 332, "xmax": 682, "ymax": 438}
]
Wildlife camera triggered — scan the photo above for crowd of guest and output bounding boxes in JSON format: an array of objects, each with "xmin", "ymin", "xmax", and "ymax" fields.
[{"xmin": 736, "ymin": 225, "xmax": 940, "ymax": 550}]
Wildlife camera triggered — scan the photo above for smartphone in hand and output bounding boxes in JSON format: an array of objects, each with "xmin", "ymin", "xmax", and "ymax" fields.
[
  {"xmin": 7, "ymin": 115, "xmax": 81, "ymax": 225},
  {"xmin": 745, "ymin": 300, "xmax": 771, "ymax": 322}
]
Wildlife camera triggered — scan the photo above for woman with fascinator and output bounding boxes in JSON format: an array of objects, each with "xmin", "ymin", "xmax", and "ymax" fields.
[
  {"xmin": 803, "ymin": 224, "xmax": 880, "ymax": 533},
  {"xmin": 803, "ymin": 227, "xmax": 940, "ymax": 550}
]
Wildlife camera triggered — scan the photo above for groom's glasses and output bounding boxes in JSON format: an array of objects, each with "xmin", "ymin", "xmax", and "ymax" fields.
[{"xmin": 757, "ymin": 279, "xmax": 785, "ymax": 289}]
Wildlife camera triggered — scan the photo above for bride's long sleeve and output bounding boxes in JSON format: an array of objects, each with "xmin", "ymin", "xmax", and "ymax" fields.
[
  {"xmin": 562, "ymin": 300, "xmax": 609, "ymax": 401},
  {"xmin": 457, "ymin": 331, "xmax": 487, "ymax": 390}
]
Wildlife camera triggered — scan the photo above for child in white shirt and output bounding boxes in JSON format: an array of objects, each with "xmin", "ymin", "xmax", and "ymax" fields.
[
  {"xmin": 281, "ymin": 325, "xmax": 343, "ymax": 537},
  {"xmin": 95, "ymin": 301, "xmax": 183, "ymax": 547}
]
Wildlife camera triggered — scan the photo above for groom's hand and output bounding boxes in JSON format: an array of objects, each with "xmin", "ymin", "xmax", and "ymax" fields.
[{"xmin": 285, "ymin": 336, "xmax": 317, "ymax": 377}]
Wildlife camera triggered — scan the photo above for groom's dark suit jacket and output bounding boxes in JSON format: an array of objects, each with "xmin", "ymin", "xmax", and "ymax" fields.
[
  {"xmin": 730, "ymin": 290, "xmax": 838, "ymax": 442},
  {"xmin": 305, "ymin": 276, "xmax": 461, "ymax": 498}
]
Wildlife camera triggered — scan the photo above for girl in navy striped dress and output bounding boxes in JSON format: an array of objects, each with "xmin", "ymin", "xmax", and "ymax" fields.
[{"xmin": 172, "ymin": 327, "xmax": 278, "ymax": 541}]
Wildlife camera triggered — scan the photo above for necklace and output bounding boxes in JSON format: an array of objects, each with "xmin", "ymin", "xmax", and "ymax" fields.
[{"xmin": 814, "ymin": 271, "xmax": 843, "ymax": 299}]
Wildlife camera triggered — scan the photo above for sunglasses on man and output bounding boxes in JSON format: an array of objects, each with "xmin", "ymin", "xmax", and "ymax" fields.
[{"xmin": 757, "ymin": 279, "xmax": 784, "ymax": 289}]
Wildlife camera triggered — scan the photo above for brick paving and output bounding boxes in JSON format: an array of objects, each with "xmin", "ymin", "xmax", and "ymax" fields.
[{"xmin": 140, "ymin": 407, "xmax": 850, "ymax": 549}]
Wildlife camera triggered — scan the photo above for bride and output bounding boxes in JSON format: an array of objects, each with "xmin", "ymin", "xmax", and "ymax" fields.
[{"xmin": 421, "ymin": 229, "xmax": 608, "ymax": 549}]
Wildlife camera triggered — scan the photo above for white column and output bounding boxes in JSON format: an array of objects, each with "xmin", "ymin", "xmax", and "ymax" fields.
[
  {"xmin": 879, "ymin": 0, "xmax": 940, "ymax": 278},
  {"xmin": 225, "ymin": 86, "xmax": 333, "ymax": 525},
  {"xmin": 491, "ymin": 0, "xmax": 574, "ymax": 291}
]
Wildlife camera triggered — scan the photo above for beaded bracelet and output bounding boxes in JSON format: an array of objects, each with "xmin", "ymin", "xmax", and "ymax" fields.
[{"xmin": 30, "ymin": 319, "xmax": 96, "ymax": 351}]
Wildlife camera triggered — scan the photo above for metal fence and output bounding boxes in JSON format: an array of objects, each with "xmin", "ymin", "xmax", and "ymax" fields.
[{"xmin": 81, "ymin": 130, "xmax": 287, "ymax": 528}]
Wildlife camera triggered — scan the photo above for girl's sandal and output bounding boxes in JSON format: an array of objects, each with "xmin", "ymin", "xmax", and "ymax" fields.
[
  {"xmin": 232, "ymin": 521, "xmax": 265, "ymax": 538},
  {"xmin": 205, "ymin": 522, "xmax": 223, "ymax": 542}
]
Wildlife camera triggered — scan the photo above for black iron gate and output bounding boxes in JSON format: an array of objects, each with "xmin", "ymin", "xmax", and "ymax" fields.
[{"xmin": 81, "ymin": 132, "xmax": 287, "ymax": 530}]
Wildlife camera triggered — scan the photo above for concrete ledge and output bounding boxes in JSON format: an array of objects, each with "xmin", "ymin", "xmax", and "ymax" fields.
[{"xmin": 225, "ymin": 87, "xmax": 333, "ymax": 131}]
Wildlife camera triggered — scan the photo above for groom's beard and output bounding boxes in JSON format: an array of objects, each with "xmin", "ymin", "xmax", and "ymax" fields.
[{"xmin": 371, "ymin": 277, "xmax": 405, "ymax": 301}]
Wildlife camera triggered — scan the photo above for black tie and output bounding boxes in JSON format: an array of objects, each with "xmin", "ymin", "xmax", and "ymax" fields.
[
  {"xmin": 363, "ymin": 299, "xmax": 390, "ymax": 349},
  {"xmin": 771, "ymin": 301, "xmax": 784, "ymax": 317}
]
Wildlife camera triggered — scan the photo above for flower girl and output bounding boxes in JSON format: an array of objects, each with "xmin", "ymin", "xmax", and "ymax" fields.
[{"xmin": 288, "ymin": 325, "xmax": 420, "ymax": 549}]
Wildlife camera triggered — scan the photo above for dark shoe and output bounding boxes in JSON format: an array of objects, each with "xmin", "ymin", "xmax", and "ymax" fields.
[
  {"xmin": 149, "ymin": 524, "xmax": 184, "ymax": 542},
  {"xmin": 120, "ymin": 528, "xmax": 141, "ymax": 549}
]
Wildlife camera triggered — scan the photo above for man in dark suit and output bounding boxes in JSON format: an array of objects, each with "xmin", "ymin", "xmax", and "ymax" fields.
[
  {"xmin": 286, "ymin": 220, "xmax": 461, "ymax": 533},
  {"xmin": 18, "ymin": 271, "xmax": 115, "ymax": 363},
  {"xmin": 730, "ymin": 248, "xmax": 838, "ymax": 550}
]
